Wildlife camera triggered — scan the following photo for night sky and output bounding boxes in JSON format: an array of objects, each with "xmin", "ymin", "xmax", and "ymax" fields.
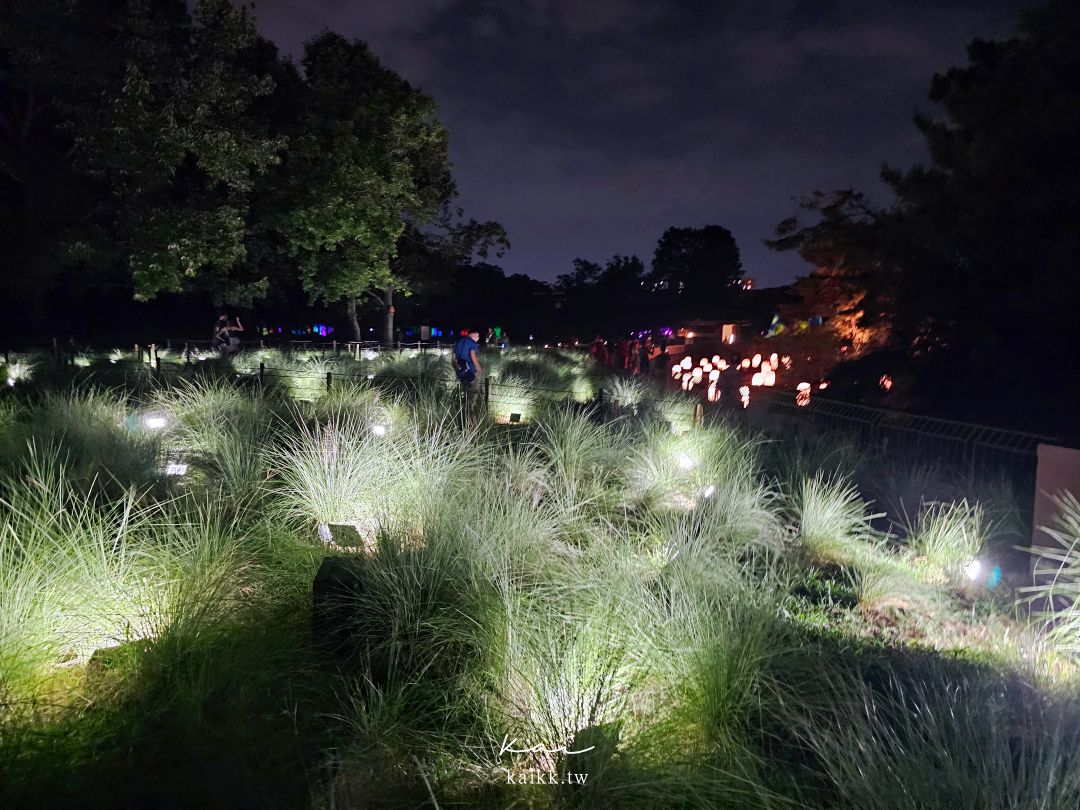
[{"xmin": 250, "ymin": 0, "xmax": 1032, "ymax": 287}]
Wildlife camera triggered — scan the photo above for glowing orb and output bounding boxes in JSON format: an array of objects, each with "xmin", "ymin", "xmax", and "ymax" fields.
[{"xmin": 965, "ymin": 559, "xmax": 983, "ymax": 582}]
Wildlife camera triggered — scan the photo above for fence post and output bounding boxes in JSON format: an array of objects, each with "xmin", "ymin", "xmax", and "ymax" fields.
[
  {"xmin": 184, "ymin": 342, "xmax": 191, "ymax": 364},
  {"xmin": 259, "ymin": 362, "xmax": 265, "ymax": 385},
  {"xmin": 484, "ymin": 377, "xmax": 490, "ymax": 416},
  {"xmin": 598, "ymin": 387, "xmax": 605, "ymax": 419},
  {"xmin": 326, "ymin": 371, "xmax": 333, "ymax": 391},
  {"xmin": 53, "ymin": 337, "xmax": 60, "ymax": 368}
]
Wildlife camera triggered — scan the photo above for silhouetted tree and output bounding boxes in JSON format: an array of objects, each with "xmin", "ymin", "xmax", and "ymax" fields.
[
  {"xmin": 650, "ymin": 225, "xmax": 743, "ymax": 318},
  {"xmin": 770, "ymin": 0, "xmax": 1080, "ymax": 432}
]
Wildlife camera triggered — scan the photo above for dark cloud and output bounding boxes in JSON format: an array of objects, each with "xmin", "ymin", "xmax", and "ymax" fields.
[{"xmin": 249, "ymin": 0, "xmax": 1031, "ymax": 285}]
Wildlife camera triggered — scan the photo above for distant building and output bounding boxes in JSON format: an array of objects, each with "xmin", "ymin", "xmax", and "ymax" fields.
[{"xmin": 676, "ymin": 320, "xmax": 742, "ymax": 346}]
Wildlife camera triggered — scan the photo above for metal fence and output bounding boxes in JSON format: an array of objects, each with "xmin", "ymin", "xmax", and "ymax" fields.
[{"xmin": 750, "ymin": 387, "xmax": 1058, "ymax": 470}]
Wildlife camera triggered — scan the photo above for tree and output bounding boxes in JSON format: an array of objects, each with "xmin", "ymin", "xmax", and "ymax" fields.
[
  {"xmin": 554, "ymin": 254, "xmax": 648, "ymax": 336},
  {"xmin": 650, "ymin": 225, "xmax": 743, "ymax": 318},
  {"xmin": 769, "ymin": 1, "xmax": 1080, "ymax": 431},
  {"xmin": 0, "ymin": 0, "xmax": 286, "ymax": 334},
  {"xmin": 376, "ymin": 215, "xmax": 509, "ymax": 342},
  {"xmin": 279, "ymin": 33, "xmax": 455, "ymax": 344}
]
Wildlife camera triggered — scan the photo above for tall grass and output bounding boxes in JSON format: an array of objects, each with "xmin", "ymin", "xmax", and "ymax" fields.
[
  {"xmin": 150, "ymin": 378, "xmax": 277, "ymax": 505},
  {"xmin": 0, "ymin": 451, "xmax": 253, "ymax": 703},
  {"xmin": 792, "ymin": 472, "xmax": 883, "ymax": 567},
  {"xmin": 1, "ymin": 344, "xmax": 1070, "ymax": 808},
  {"xmin": 3, "ymin": 388, "xmax": 161, "ymax": 489},
  {"xmin": 1022, "ymin": 492, "xmax": 1080, "ymax": 656},
  {"xmin": 797, "ymin": 658, "xmax": 1080, "ymax": 809},
  {"xmin": 907, "ymin": 499, "xmax": 986, "ymax": 581}
]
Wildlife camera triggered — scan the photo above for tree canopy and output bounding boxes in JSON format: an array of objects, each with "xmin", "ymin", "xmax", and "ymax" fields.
[
  {"xmin": 769, "ymin": 0, "xmax": 1080, "ymax": 432},
  {"xmin": 0, "ymin": 0, "xmax": 498, "ymax": 342},
  {"xmin": 650, "ymin": 225, "xmax": 743, "ymax": 315}
]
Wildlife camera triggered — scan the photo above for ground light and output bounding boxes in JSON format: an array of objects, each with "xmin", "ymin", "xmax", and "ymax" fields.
[
  {"xmin": 143, "ymin": 414, "xmax": 167, "ymax": 430},
  {"xmin": 164, "ymin": 462, "xmax": 188, "ymax": 476},
  {"xmin": 676, "ymin": 452, "xmax": 696, "ymax": 470},
  {"xmin": 370, "ymin": 424, "xmax": 387, "ymax": 437}
]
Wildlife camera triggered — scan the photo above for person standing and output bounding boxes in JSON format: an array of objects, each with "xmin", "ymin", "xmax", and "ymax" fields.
[
  {"xmin": 212, "ymin": 311, "xmax": 244, "ymax": 355},
  {"xmin": 453, "ymin": 329, "xmax": 483, "ymax": 388},
  {"xmin": 638, "ymin": 337, "xmax": 652, "ymax": 376}
]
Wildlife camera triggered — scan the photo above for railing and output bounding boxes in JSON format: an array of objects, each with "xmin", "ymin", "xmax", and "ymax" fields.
[{"xmin": 750, "ymin": 387, "xmax": 1058, "ymax": 468}]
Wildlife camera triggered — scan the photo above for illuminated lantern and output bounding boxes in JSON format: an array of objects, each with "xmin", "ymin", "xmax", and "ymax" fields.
[
  {"xmin": 763, "ymin": 370, "xmax": 776, "ymax": 386},
  {"xmin": 672, "ymin": 364, "xmax": 682, "ymax": 378},
  {"xmin": 752, "ymin": 354, "xmax": 761, "ymax": 368},
  {"xmin": 781, "ymin": 355, "xmax": 792, "ymax": 369},
  {"xmin": 751, "ymin": 372, "xmax": 763, "ymax": 386},
  {"xmin": 692, "ymin": 367, "xmax": 703, "ymax": 381},
  {"xmin": 739, "ymin": 385, "xmax": 750, "ymax": 409},
  {"xmin": 709, "ymin": 370, "xmax": 720, "ymax": 382},
  {"xmin": 707, "ymin": 383, "xmax": 719, "ymax": 402},
  {"xmin": 711, "ymin": 355, "xmax": 721, "ymax": 365},
  {"xmin": 740, "ymin": 358, "xmax": 751, "ymax": 369},
  {"xmin": 770, "ymin": 353, "xmax": 778, "ymax": 368},
  {"xmin": 681, "ymin": 376, "xmax": 692, "ymax": 391},
  {"xmin": 796, "ymin": 381, "xmax": 811, "ymax": 407},
  {"xmin": 879, "ymin": 374, "xmax": 893, "ymax": 391},
  {"xmin": 701, "ymin": 361, "xmax": 713, "ymax": 373},
  {"xmin": 760, "ymin": 361, "xmax": 771, "ymax": 373},
  {"xmin": 681, "ymin": 357, "xmax": 692, "ymax": 370},
  {"xmin": 818, "ymin": 380, "xmax": 829, "ymax": 390}
]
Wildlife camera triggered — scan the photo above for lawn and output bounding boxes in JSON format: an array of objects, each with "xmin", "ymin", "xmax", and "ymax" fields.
[{"xmin": 1, "ymin": 347, "xmax": 1078, "ymax": 809}]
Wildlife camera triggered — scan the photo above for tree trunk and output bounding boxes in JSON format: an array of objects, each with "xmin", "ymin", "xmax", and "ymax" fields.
[
  {"xmin": 382, "ymin": 287, "xmax": 395, "ymax": 347},
  {"xmin": 346, "ymin": 294, "xmax": 361, "ymax": 342}
]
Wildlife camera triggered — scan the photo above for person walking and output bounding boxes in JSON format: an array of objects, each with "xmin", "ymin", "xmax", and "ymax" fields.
[{"xmin": 453, "ymin": 329, "xmax": 483, "ymax": 389}]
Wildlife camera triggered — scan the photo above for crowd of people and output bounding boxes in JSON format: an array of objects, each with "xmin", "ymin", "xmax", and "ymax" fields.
[{"xmin": 588, "ymin": 334, "xmax": 669, "ymax": 377}]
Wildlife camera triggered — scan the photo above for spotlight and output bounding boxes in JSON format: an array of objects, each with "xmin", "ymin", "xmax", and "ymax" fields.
[
  {"xmin": 702, "ymin": 484, "xmax": 716, "ymax": 498},
  {"xmin": 370, "ymin": 424, "xmax": 387, "ymax": 437},
  {"xmin": 965, "ymin": 559, "xmax": 983, "ymax": 582},
  {"xmin": 164, "ymin": 462, "xmax": 188, "ymax": 476},
  {"xmin": 676, "ymin": 452, "xmax": 695, "ymax": 470},
  {"xmin": 143, "ymin": 414, "xmax": 167, "ymax": 430},
  {"xmin": 6, "ymin": 377, "xmax": 13, "ymax": 387}
]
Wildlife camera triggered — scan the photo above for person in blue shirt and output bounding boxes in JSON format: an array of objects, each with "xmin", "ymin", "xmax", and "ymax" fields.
[{"xmin": 453, "ymin": 329, "xmax": 483, "ymax": 388}]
